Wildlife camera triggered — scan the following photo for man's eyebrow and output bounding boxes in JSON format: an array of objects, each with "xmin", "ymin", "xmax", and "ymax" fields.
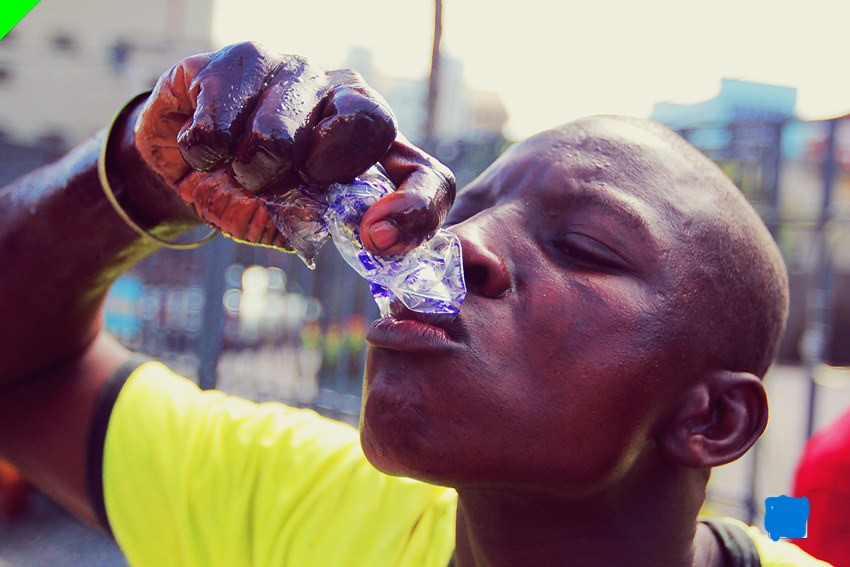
[{"xmin": 559, "ymin": 185, "xmax": 655, "ymax": 236}]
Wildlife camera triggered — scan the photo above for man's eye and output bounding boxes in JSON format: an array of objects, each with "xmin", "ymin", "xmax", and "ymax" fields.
[{"xmin": 554, "ymin": 234, "xmax": 629, "ymax": 271}]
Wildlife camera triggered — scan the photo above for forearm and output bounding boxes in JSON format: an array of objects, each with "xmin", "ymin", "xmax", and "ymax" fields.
[{"xmin": 0, "ymin": 102, "xmax": 197, "ymax": 388}]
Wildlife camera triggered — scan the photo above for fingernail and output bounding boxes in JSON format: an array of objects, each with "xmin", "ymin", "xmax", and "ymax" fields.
[{"xmin": 369, "ymin": 219, "xmax": 400, "ymax": 251}]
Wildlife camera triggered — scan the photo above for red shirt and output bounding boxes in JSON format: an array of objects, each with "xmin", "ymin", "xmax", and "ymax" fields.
[{"xmin": 793, "ymin": 407, "xmax": 850, "ymax": 567}]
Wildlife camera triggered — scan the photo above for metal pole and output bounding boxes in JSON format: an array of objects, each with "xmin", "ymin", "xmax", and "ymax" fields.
[
  {"xmin": 803, "ymin": 118, "xmax": 838, "ymax": 438},
  {"xmin": 198, "ymin": 235, "xmax": 235, "ymax": 390},
  {"xmin": 763, "ymin": 121, "xmax": 784, "ymax": 238},
  {"xmin": 746, "ymin": 120, "xmax": 785, "ymax": 525},
  {"xmin": 423, "ymin": 0, "xmax": 443, "ymax": 153}
]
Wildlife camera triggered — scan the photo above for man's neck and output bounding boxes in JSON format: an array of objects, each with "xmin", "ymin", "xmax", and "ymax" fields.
[{"xmin": 453, "ymin": 460, "xmax": 719, "ymax": 567}]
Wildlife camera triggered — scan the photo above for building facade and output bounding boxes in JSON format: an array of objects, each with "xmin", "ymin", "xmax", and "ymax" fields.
[
  {"xmin": 345, "ymin": 46, "xmax": 508, "ymax": 147},
  {"xmin": 0, "ymin": 0, "xmax": 212, "ymax": 149}
]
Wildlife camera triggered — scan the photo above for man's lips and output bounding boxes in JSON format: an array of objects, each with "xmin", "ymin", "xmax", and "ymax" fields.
[{"xmin": 366, "ymin": 303, "xmax": 468, "ymax": 353}]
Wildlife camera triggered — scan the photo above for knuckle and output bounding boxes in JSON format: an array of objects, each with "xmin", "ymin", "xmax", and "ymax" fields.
[
  {"xmin": 178, "ymin": 125, "xmax": 230, "ymax": 171},
  {"xmin": 221, "ymin": 41, "xmax": 266, "ymax": 60},
  {"xmin": 426, "ymin": 158, "xmax": 457, "ymax": 204},
  {"xmin": 282, "ymin": 53, "xmax": 311, "ymax": 70},
  {"xmin": 232, "ymin": 131, "xmax": 297, "ymax": 191}
]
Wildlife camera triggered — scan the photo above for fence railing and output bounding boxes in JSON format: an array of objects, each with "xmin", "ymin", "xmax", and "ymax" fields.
[{"xmin": 94, "ymin": 118, "xmax": 850, "ymax": 525}]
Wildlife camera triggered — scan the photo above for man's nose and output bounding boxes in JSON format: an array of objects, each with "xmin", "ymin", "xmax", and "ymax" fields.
[{"xmin": 454, "ymin": 226, "xmax": 512, "ymax": 299}]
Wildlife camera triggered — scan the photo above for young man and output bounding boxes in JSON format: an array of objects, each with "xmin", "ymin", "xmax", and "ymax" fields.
[{"xmin": 0, "ymin": 42, "xmax": 829, "ymax": 566}]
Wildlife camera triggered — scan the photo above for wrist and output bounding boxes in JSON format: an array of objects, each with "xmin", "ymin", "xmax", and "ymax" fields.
[{"xmin": 104, "ymin": 94, "xmax": 199, "ymax": 229}]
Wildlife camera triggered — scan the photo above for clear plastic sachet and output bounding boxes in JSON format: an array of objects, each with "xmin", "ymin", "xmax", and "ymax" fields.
[{"xmin": 260, "ymin": 167, "xmax": 466, "ymax": 320}]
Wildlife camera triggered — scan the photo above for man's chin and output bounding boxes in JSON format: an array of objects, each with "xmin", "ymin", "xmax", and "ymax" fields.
[
  {"xmin": 358, "ymin": 428, "xmax": 410, "ymax": 478},
  {"xmin": 358, "ymin": 432, "xmax": 437, "ymax": 487},
  {"xmin": 359, "ymin": 410, "xmax": 449, "ymax": 484}
]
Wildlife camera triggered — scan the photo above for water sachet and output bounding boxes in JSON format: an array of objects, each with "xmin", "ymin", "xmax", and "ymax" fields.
[{"xmin": 261, "ymin": 167, "xmax": 466, "ymax": 320}]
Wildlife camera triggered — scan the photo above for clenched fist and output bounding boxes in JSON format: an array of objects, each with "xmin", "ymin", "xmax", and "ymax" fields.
[{"xmin": 130, "ymin": 42, "xmax": 455, "ymax": 255}]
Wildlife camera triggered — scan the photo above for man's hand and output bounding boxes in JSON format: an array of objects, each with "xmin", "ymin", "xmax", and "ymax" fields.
[{"xmin": 134, "ymin": 42, "xmax": 455, "ymax": 255}]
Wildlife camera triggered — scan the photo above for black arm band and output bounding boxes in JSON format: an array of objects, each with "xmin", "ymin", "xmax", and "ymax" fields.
[{"xmin": 84, "ymin": 353, "xmax": 151, "ymax": 537}]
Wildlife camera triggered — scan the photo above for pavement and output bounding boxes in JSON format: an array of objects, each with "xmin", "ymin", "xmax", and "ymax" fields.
[
  {"xmin": 1, "ymin": 364, "xmax": 848, "ymax": 565},
  {"xmin": 0, "ymin": 492, "xmax": 126, "ymax": 567}
]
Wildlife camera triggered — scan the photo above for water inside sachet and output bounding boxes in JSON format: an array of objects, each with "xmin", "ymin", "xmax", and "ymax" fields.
[{"xmin": 261, "ymin": 167, "xmax": 466, "ymax": 319}]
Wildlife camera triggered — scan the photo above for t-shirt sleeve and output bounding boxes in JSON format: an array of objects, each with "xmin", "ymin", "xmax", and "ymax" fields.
[{"xmin": 96, "ymin": 360, "xmax": 456, "ymax": 567}]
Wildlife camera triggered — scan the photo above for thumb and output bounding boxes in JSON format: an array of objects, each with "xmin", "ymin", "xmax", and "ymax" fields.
[{"xmin": 360, "ymin": 139, "xmax": 455, "ymax": 256}]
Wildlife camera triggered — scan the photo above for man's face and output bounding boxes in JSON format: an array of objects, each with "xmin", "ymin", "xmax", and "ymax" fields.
[{"xmin": 360, "ymin": 118, "xmax": 706, "ymax": 495}]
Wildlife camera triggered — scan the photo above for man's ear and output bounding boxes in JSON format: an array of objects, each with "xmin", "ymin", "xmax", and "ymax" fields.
[{"xmin": 657, "ymin": 371, "xmax": 768, "ymax": 468}]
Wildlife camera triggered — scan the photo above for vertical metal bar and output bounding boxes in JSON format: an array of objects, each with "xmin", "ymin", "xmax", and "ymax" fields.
[
  {"xmin": 197, "ymin": 235, "xmax": 236, "ymax": 390},
  {"xmin": 804, "ymin": 118, "xmax": 838, "ymax": 438},
  {"xmin": 763, "ymin": 122, "xmax": 784, "ymax": 238},
  {"xmin": 423, "ymin": 0, "xmax": 443, "ymax": 153},
  {"xmin": 331, "ymin": 256, "xmax": 357, "ymax": 396},
  {"xmin": 747, "ymin": 121, "xmax": 786, "ymax": 524}
]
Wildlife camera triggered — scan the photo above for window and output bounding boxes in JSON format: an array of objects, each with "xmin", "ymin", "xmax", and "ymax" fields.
[
  {"xmin": 51, "ymin": 32, "xmax": 77, "ymax": 52},
  {"xmin": 0, "ymin": 29, "xmax": 17, "ymax": 46},
  {"xmin": 110, "ymin": 40, "xmax": 131, "ymax": 73}
]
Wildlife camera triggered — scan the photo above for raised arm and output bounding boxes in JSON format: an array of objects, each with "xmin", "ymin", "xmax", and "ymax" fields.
[{"xmin": 0, "ymin": 41, "xmax": 454, "ymax": 529}]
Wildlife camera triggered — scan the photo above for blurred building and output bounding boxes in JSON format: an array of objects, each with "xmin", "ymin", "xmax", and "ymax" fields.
[
  {"xmin": 345, "ymin": 46, "xmax": 509, "ymax": 145},
  {"xmin": 343, "ymin": 47, "xmax": 510, "ymax": 188},
  {"xmin": 0, "ymin": 19, "xmax": 509, "ymax": 409},
  {"xmin": 0, "ymin": 0, "xmax": 212, "ymax": 153},
  {"xmin": 653, "ymin": 78, "xmax": 797, "ymax": 129}
]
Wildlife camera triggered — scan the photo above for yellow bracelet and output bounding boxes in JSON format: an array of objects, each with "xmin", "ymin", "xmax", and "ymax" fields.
[{"xmin": 98, "ymin": 92, "xmax": 217, "ymax": 250}]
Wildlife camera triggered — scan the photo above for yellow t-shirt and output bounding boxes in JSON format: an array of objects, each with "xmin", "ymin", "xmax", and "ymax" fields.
[
  {"xmin": 101, "ymin": 361, "xmax": 456, "ymax": 567},
  {"xmin": 97, "ymin": 361, "xmax": 831, "ymax": 566}
]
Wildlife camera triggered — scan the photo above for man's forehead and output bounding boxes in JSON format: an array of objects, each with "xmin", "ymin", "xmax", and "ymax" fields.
[
  {"xmin": 518, "ymin": 117, "xmax": 688, "ymax": 181},
  {"xmin": 463, "ymin": 116, "xmax": 719, "ymax": 215},
  {"xmin": 553, "ymin": 116, "xmax": 678, "ymax": 152}
]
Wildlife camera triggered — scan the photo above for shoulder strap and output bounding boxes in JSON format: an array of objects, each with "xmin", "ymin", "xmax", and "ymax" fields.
[{"xmin": 700, "ymin": 518, "xmax": 761, "ymax": 567}]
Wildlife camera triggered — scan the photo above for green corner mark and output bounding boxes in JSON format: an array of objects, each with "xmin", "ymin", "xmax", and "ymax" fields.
[{"xmin": 0, "ymin": 0, "xmax": 41, "ymax": 41}]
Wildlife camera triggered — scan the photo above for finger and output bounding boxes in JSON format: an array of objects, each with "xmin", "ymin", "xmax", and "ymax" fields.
[
  {"xmin": 230, "ymin": 56, "xmax": 327, "ymax": 193},
  {"xmin": 177, "ymin": 42, "xmax": 283, "ymax": 172},
  {"xmin": 299, "ymin": 70, "xmax": 397, "ymax": 187},
  {"xmin": 359, "ymin": 137, "xmax": 456, "ymax": 256},
  {"xmin": 174, "ymin": 169, "xmax": 291, "ymax": 250},
  {"xmin": 134, "ymin": 53, "xmax": 211, "ymax": 185}
]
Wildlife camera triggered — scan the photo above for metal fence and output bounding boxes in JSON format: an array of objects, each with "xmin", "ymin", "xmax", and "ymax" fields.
[
  {"xmin": 675, "ymin": 116, "xmax": 850, "ymax": 524},
  {"xmin": 678, "ymin": 118, "xmax": 850, "ymax": 394},
  {"xmin": 99, "ymin": 136, "xmax": 509, "ymax": 426},
  {"xmin": 90, "ymin": 119, "xmax": 850, "ymax": 524},
  {"xmin": 100, "ymin": 123, "xmax": 850, "ymax": 392},
  {"xmin": 106, "ymin": 234, "xmax": 378, "ymax": 425}
]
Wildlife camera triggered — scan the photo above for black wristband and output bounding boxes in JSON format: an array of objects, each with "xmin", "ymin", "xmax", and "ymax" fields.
[{"xmin": 84, "ymin": 353, "xmax": 152, "ymax": 537}]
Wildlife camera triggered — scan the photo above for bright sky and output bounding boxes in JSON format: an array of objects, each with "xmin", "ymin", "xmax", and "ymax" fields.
[{"xmin": 212, "ymin": 0, "xmax": 850, "ymax": 140}]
